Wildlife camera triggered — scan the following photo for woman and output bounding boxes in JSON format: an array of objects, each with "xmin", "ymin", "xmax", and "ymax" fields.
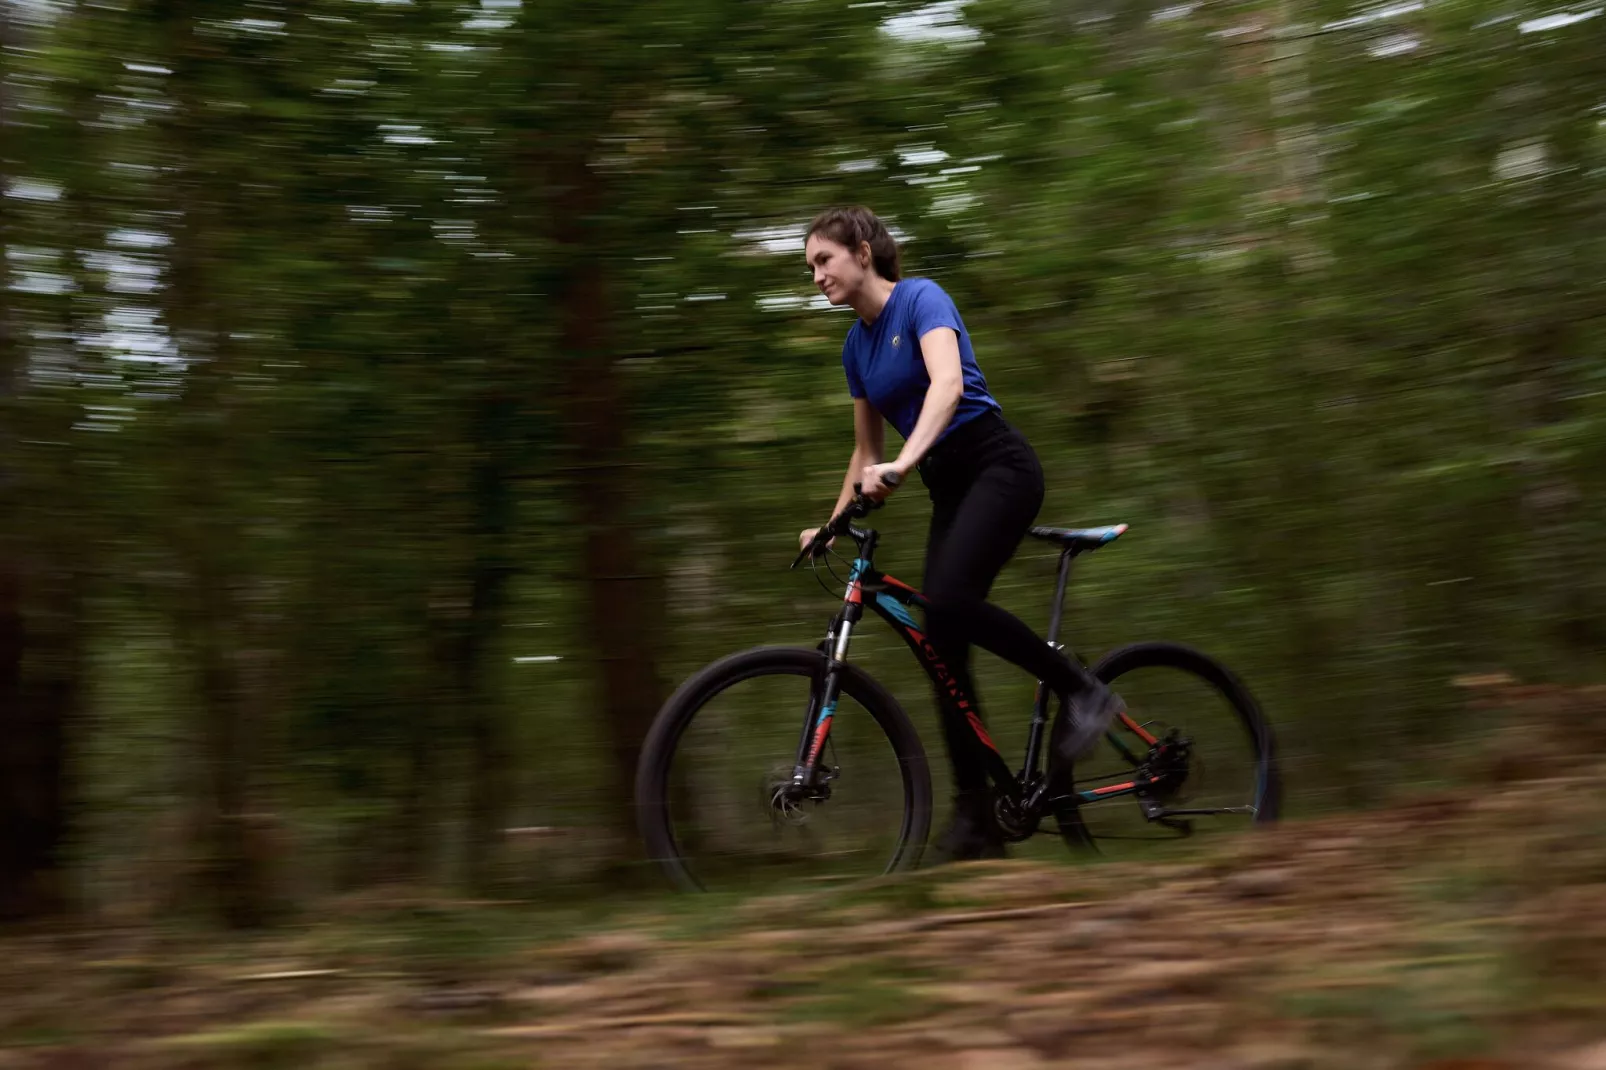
[{"xmin": 798, "ymin": 206, "xmax": 1123, "ymax": 860}]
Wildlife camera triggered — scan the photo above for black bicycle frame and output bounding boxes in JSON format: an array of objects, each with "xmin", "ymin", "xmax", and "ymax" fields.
[{"xmin": 789, "ymin": 526, "xmax": 1167, "ymax": 813}]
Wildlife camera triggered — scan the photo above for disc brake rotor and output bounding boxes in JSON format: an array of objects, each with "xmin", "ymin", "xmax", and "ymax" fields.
[{"xmin": 761, "ymin": 763, "xmax": 833, "ymax": 827}]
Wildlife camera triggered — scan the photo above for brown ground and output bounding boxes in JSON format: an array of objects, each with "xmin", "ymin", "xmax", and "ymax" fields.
[{"xmin": 3, "ymin": 679, "xmax": 1604, "ymax": 1069}]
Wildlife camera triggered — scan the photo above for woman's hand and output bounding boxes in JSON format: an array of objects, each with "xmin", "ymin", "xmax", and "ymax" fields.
[
  {"xmin": 860, "ymin": 461, "xmax": 908, "ymax": 502},
  {"xmin": 798, "ymin": 527, "xmax": 833, "ymax": 554}
]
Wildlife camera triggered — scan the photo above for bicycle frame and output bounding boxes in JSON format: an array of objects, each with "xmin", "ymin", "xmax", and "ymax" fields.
[{"xmin": 790, "ymin": 526, "xmax": 1165, "ymax": 818}]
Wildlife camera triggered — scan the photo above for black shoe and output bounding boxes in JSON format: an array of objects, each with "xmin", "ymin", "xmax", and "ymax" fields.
[
  {"xmin": 1049, "ymin": 681, "xmax": 1126, "ymax": 774},
  {"xmin": 932, "ymin": 790, "xmax": 1008, "ymax": 863}
]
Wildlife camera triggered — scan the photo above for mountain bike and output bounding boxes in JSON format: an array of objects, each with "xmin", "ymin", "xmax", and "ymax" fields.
[{"xmin": 635, "ymin": 489, "xmax": 1280, "ymax": 892}]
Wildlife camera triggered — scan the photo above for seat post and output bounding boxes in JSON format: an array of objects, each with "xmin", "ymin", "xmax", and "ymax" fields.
[
  {"xmin": 1024, "ymin": 548, "xmax": 1078, "ymax": 782},
  {"xmin": 1043, "ymin": 548, "xmax": 1075, "ymax": 647}
]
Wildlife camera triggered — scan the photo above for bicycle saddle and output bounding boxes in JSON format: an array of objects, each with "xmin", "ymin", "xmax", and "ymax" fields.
[{"xmin": 1027, "ymin": 523, "xmax": 1128, "ymax": 553}]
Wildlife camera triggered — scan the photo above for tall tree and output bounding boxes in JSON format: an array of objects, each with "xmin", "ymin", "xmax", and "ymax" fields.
[
  {"xmin": 0, "ymin": 0, "xmax": 97, "ymax": 919},
  {"xmin": 148, "ymin": 0, "xmax": 302, "ymax": 924}
]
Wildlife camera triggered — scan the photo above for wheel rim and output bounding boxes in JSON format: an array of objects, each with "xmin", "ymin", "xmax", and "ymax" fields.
[{"xmin": 654, "ymin": 665, "xmax": 918, "ymax": 893}]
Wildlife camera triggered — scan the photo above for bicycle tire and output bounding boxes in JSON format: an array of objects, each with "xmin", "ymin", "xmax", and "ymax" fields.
[
  {"xmin": 1055, "ymin": 641, "xmax": 1281, "ymax": 851},
  {"xmin": 636, "ymin": 646, "xmax": 933, "ymax": 891}
]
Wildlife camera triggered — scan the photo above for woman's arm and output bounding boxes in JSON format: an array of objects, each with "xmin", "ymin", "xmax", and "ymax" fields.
[
  {"xmin": 801, "ymin": 398, "xmax": 885, "ymax": 549},
  {"xmin": 862, "ymin": 326, "xmax": 963, "ymax": 499},
  {"xmin": 835, "ymin": 397, "xmax": 885, "ymax": 515}
]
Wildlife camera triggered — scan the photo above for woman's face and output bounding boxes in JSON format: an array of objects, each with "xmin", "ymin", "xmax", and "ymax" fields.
[{"xmin": 805, "ymin": 233, "xmax": 869, "ymax": 305}]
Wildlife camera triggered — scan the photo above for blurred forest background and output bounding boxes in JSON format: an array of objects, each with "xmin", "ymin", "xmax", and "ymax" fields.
[{"xmin": 2, "ymin": 0, "xmax": 1602, "ymax": 927}]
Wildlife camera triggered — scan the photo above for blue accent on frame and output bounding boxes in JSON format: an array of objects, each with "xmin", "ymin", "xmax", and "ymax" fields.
[{"xmin": 876, "ymin": 593, "xmax": 920, "ymax": 630}]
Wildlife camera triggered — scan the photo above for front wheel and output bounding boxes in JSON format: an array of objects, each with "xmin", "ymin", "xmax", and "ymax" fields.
[
  {"xmin": 1055, "ymin": 642, "xmax": 1280, "ymax": 853},
  {"xmin": 636, "ymin": 646, "xmax": 933, "ymax": 892}
]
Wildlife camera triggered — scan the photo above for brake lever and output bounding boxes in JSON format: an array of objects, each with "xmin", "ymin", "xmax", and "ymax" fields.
[{"xmin": 790, "ymin": 532, "xmax": 833, "ymax": 570}]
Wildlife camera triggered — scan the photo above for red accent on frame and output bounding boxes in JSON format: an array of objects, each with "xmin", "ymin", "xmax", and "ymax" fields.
[
  {"xmin": 881, "ymin": 574, "xmax": 917, "ymax": 593},
  {"xmin": 806, "ymin": 714, "xmax": 834, "ymax": 765},
  {"xmin": 1090, "ymin": 780, "xmax": 1137, "ymax": 796},
  {"xmin": 966, "ymin": 710, "xmax": 999, "ymax": 752},
  {"xmin": 1120, "ymin": 713, "xmax": 1157, "ymax": 746},
  {"xmin": 846, "ymin": 581, "xmax": 863, "ymax": 605},
  {"xmin": 902, "ymin": 625, "xmax": 996, "ymax": 751}
]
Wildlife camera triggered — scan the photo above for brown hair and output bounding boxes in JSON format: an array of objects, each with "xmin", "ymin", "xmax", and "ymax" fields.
[{"xmin": 806, "ymin": 206, "xmax": 901, "ymax": 282}]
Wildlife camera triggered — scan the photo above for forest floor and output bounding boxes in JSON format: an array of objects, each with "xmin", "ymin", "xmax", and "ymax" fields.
[{"xmin": 3, "ymin": 678, "xmax": 1606, "ymax": 1070}]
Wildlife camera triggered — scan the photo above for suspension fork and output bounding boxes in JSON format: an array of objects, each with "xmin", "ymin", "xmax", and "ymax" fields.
[{"xmin": 791, "ymin": 553, "xmax": 870, "ymax": 786}]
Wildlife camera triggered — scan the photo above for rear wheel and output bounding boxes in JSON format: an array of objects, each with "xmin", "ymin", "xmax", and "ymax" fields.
[
  {"xmin": 636, "ymin": 646, "xmax": 933, "ymax": 892},
  {"xmin": 1055, "ymin": 642, "xmax": 1280, "ymax": 854}
]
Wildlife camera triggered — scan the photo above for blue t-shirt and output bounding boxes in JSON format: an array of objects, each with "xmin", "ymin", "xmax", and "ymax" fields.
[{"xmin": 841, "ymin": 277, "xmax": 1001, "ymax": 442}]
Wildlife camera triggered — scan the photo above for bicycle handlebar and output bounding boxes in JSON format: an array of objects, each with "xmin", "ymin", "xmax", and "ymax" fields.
[{"xmin": 790, "ymin": 483, "xmax": 881, "ymax": 569}]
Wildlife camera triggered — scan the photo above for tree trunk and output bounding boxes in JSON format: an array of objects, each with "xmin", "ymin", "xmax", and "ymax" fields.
[
  {"xmin": 0, "ymin": 399, "xmax": 84, "ymax": 924},
  {"xmin": 462, "ymin": 392, "xmax": 516, "ymax": 890},
  {"xmin": 1515, "ymin": 320, "xmax": 1594, "ymax": 661},
  {"xmin": 0, "ymin": 569, "xmax": 73, "ymax": 922},
  {"xmin": 175, "ymin": 570, "xmax": 272, "ymax": 926},
  {"xmin": 398, "ymin": 664, "xmax": 438, "ymax": 883},
  {"xmin": 1266, "ymin": 0, "xmax": 1329, "ymax": 270},
  {"xmin": 547, "ymin": 153, "xmax": 669, "ymax": 851},
  {"xmin": 0, "ymin": 0, "xmax": 22, "ymax": 907},
  {"xmin": 165, "ymin": 365, "xmax": 273, "ymax": 928},
  {"xmin": 0, "ymin": 6, "xmax": 79, "ymax": 921},
  {"xmin": 0, "ymin": 612, "xmax": 79, "ymax": 922},
  {"xmin": 159, "ymin": 11, "xmax": 273, "ymax": 925},
  {"xmin": 0, "ymin": 1, "xmax": 13, "ymax": 396}
]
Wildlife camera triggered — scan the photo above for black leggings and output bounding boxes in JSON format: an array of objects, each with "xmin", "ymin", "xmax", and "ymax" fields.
[{"xmin": 919, "ymin": 412, "xmax": 1091, "ymax": 793}]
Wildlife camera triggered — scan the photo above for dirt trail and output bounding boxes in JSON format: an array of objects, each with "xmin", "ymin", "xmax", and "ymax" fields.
[{"xmin": 3, "ymin": 680, "xmax": 1605, "ymax": 1069}]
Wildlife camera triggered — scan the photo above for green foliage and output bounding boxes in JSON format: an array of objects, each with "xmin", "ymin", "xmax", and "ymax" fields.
[{"xmin": 2, "ymin": 0, "xmax": 1604, "ymax": 913}]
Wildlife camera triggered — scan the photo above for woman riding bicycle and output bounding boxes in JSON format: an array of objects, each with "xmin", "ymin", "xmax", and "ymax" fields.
[{"xmin": 798, "ymin": 206, "xmax": 1124, "ymax": 861}]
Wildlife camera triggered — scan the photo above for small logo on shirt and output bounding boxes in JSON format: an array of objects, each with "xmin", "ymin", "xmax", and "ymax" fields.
[{"xmin": 891, "ymin": 334, "xmax": 902, "ymax": 348}]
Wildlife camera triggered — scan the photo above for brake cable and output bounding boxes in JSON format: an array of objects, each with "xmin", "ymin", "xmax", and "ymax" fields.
[{"xmin": 812, "ymin": 543, "xmax": 853, "ymax": 597}]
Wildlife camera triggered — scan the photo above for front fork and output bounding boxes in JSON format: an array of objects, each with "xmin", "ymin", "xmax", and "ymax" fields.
[{"xmin": 790, "ymin": 594, "xmax": 862, "ymax": 789}]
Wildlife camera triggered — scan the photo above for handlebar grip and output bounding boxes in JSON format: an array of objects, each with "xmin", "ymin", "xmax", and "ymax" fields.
[
  {"xmin": 849, "ymin": 483, "xmax": 885, "ymax": 512},
  {"xmin": 790, "ymin": 529, "xmax": 832, "ymax": 569},
  {"xmin": 790, "ymin": 484, "xmax": 886, "ymax": 568}
]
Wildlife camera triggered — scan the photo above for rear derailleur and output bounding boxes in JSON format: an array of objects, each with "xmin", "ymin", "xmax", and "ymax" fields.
[{"xmin": 1135, "ymin": 729, "xmax": 1194, "ymax": 836}]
